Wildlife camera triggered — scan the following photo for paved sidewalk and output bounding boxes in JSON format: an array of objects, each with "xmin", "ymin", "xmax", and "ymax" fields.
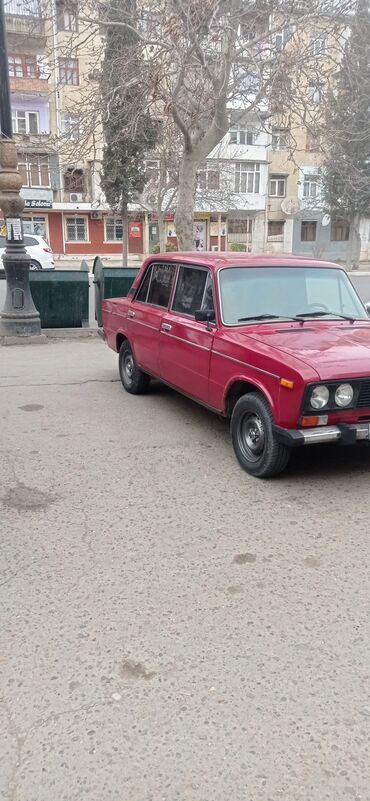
[{"xmin": 1, "ymin": 340, "xmax": 370, "ymax": 801}]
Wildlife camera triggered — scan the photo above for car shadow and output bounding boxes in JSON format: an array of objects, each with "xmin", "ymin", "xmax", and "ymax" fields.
[{"xmin": 149, "ymin": 382, "xmax": 370, "ymax": 480}]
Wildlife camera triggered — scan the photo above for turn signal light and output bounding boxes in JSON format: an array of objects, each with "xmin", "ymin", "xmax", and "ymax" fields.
[
  {"xmin": 280, "ymin": 378, "xmax": 294, "ymax": 389},
  {"xmin": 301, "ymin": 415, "xmax": 328, "ymax": 427}
]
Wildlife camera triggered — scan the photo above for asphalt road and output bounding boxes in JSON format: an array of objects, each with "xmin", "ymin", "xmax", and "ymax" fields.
[{"xmin": 1, "ymin": 339, "xmax": 370, "ymax": 801}]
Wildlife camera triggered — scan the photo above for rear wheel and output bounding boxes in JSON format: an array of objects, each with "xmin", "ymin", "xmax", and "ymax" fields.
[
  {"xmin": 29, "ymin": 260, "xmax": 42, "ymax": 271},
  {"xmin": 118, "ymin": 340, "xmax": 150, "ymax": 394},
  {"xmin": 231, "ymin": 392, "xmax": 290, "ymax": 478}
]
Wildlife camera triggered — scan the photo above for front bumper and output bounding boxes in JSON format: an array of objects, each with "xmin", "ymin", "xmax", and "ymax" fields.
[{"xmin": 274, "ymin": 422, "xmax": 370, "ymax": 448}]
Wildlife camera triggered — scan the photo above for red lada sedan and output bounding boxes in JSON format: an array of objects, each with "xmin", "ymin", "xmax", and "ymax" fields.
[{"xmin": 101, "ymin": 253, "xmax": 370, "ymax": 478}]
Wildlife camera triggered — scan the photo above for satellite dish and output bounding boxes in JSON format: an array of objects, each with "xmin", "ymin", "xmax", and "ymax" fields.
[
  {"xmin": 281, "ymin": 197, "xmax": 302, "ymax": 216},
  {"xmin": 322, "ymin": 213, "xmax": 331, "ymax": 227}
]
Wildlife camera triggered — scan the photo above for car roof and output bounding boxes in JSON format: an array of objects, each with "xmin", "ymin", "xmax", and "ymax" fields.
[{"xmin": 148, "ymin": 251, "xmax": 342, "ymax": 271}]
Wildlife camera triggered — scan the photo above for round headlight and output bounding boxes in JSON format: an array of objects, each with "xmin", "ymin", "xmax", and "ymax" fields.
[
  {"xmin": 310, "ymin": 385, "xmax": 330, "ymax": 409},
  {"xmin": 335, "ymin": 383, "xmax": 353, "ymax": 407}
]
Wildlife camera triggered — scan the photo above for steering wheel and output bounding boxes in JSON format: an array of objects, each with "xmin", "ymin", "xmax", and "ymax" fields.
[{"xmin": 305, "ymin": 303, "xmax": 329, "ymax": 312}]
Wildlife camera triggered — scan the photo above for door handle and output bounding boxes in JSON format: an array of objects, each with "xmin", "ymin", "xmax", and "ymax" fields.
[
  {"xmin": 161, "ymin": 323, "xmax": 172, "ymax": 331},
  {"xmin": 127, "ymin": 310, "xmax": 135, "ymax": 318}
]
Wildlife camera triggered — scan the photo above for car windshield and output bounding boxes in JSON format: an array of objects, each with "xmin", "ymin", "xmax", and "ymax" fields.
[{"xmin": 219, "ymin": 266, "xmax": 367, "ymax": 325}]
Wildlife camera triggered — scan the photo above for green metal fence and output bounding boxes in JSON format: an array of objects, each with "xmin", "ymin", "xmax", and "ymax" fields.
[
  {"xmin": 93, "ymin": 257, "xmax": 139, "ymax": 326},
  {"xmin": 30, "ymin": 270, "xmax": 89, "ymax": 328}
]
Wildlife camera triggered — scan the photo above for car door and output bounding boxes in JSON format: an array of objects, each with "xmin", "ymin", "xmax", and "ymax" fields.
[
  {"xmin": 126, "ymin": 261, "xmax": 177, "ymax": 376},
  {"xmin": 159, "ymin": 265, "xmax": 216, "ymax": 405}
]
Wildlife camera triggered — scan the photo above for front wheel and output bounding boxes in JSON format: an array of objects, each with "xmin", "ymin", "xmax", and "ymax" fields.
[
  {"xmin": 118, "ymin": 340, "xmax": 150, "ymax": 394},
  {"xmin": 231, "ymin": 392, "xmax": 290, "ymax": 478}
]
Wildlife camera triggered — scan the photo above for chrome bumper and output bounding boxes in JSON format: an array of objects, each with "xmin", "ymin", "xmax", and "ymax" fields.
[{"xmin": 274, "ymin": 423, "xmax": 370, "ymax": 448}]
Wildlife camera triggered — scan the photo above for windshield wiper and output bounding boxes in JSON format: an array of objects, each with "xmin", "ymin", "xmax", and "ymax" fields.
[
  {"xmin": 295, "ymin": 311, "xmax": 356, "ymax": 322},
  {"xmin": 238, "ymin": 313, "xmax": 299, "ymax": 322}
]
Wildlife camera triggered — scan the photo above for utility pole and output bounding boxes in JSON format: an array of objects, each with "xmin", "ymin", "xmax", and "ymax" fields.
[{"xmin": 0, "ymin": 0, "xmax": 41, "ymax": 339}]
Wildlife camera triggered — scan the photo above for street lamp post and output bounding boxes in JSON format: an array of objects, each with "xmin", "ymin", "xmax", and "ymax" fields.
[{"xmin": 0, "ymin": 0, "xmax": 41, "ymax": 338}]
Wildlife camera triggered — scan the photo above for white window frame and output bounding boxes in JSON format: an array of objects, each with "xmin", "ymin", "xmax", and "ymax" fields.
[
  {"xmin": 197, "ymin": 163, "xmax": 220, "ymax": 191},
  {"xmin": 271, "ymin": 128, "xmax": 288, "ymax": 150},
  {"xmin": 229, "ymin": 126, "xmax": 255, "ymax": 146},
  {"xmin": 303, "ymin": 175, "xmax": 320, "ymax": 199},
  {"xmin": 275, "ymin": 27, "xmax": 290, "ymax": 51},
  {"xmin": 60, "ymin": 112, "xmax": 80, "ymax": 140},
  {"xmin": 234, "ymin": 162, "xmax": 260, "ymax": 194},
  {"xmin": 65, "ymin": 215, "xmax": 88, "ymax": 242},
  {"xmin": 8, "ymin": 55, "xmax": 23, "ymax": 77},
  {"xmin": 269, "ymin": 175, "xmax": 286, "ymax": 197},
  {"xmin": 104, "ymin": 216, "xmax": 123, "ymax": 242},
  {"xmin": 12, "ymin": 109, "xmax": 39, "ymax": 135},
  {"xmin": 22, "ymin": 214, "xmax": 49, "ymax": 239},
  {"xmin": 18, "ymin": 154, "xmax": 50, "ymax": 188}
]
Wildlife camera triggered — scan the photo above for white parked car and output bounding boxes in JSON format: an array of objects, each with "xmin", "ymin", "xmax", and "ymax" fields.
[{"xmin": 0, "ymin": 234, "xmax": 55, "ymax": 271}]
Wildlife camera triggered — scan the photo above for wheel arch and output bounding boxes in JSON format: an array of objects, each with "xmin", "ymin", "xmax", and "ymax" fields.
[
  {"xmin": 223, "ymin": 376, "xmax": 277, "ymax": 419},
  {"xmin": 116, "ymin": 332, "xmax": 128, "ymax": 353}
]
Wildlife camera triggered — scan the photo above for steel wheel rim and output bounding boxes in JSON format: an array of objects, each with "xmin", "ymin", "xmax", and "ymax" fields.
[
  {"xmin": 238, "ymin": 412, "xmax": 265, "ymax": 462},
  {"xmin": 123, "ymin": 353, "xmax": 134, "ymax": 384}
]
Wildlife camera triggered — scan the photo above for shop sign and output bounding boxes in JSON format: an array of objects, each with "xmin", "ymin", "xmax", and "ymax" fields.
[
  {"xmin": 129, "ymin": 221, "xmax": 142, "ymax": 238},
  {"xmin": 25, "ymin": 199, "xmax": 53, "ymax": 209}
]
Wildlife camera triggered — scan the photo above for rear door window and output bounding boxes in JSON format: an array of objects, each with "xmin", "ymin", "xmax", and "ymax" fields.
[{"xmin": 146, "ymin": 263, "xmax": 176, "ymax": 308}]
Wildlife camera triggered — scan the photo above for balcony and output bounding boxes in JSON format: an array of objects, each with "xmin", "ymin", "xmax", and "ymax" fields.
[
  {"xmin": 10, "ymin": 77, "xmax": 49, "ymax": 95},
  {"xmin": 5, "ymin": 14, "xmax": 46, "ymax": 48}
]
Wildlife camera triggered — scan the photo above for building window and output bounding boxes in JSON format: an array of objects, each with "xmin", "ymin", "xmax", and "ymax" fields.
[
  {"xmin": 275, "ymin": 27, "xmax": 290, "ymax": 51},
  {"xmin": 234, "ymin": 162, "xmax": 260, "ymax": 193},
  {"xmin": 12, "ymin": 109, "xmax": 39, "ymax": 134},
  {"xmin": 60, "ymin": 112, "xmax": 80, "ymax": 139},
  {"xmin": 301, "ymin": 220, "xmax": 317, "ymax": 242},
  {"xmin": 331, "ymin": 221, "xmax": 350, "ymax": 241},
  {"xmin": 269, "ymin": 175, "xmax": 286, "ymax": 197},
  {"xmin": 307, "ymin": 82, "xmax": 324, "ymax": 104},
  {"xmin": 303, "ymin": 174, "xmax": 320, "ymax": 198},
  {"xmin": 311, "ymin": 33, "xmax": 326, "ymax": 56},
  {"xmin": 22, "ymin": 214, "xmax": 48, "ymax": 238},
  {"xmin": 59, "ymin": 57, "xmax": 79, "ymax": 85},
  {"xmin": 229, "ymin": 127, "xmax": 255, "ymax": 146},
  {"xmin": 65, "ymin": 216, "xmax": 87, "ymax": 241},
  {"xmin": 145, "ymin": 159, "xmax": 160, "ymax": 182},
  {"xmin": 8, "ymin": 54, "xmax": 39, "ymax": 78},
  {"xmin": 105, "ymin": 216, "xmax": 123, "ymax": 241},
  {"xmin": 306, "ymin": 129, "xmax": 321, "ymax": 151},
  {"xmin": 271, "ymin": 128, "xmax": 289, "ymax": 150},
  {"xmin": 64, "ymin": 168, "xmax": 84, "ymax": 192},
  {"xmin": 239, "ymin": 23, "xmax": 256, "ymax": 42},
  {"xmin": 18, "ymin": 154, "xmax": 49, "ymax": 187},
  {"xmin": 56, "ymin": 0, "xmax": 78, "ymax": 31},
  {"xmin": 197, "ymin": 163, "xmax": 220, "ymax": 191},
  {"xmin": 267, "ymin": 220, "xmax": 285, "ymax": 239},
  {"xmin": 228, "ymin": 218, "xmax": 252, "ymax": 235}
]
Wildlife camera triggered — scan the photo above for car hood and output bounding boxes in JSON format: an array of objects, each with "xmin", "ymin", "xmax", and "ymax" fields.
[{"xmin": 244, "ymin": 322, "xmax": 370, "ymax": 380}]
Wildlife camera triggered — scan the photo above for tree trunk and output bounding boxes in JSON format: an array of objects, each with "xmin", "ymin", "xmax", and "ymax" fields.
[
  {"xmin": 121, "ymin": 202, "xmax": 128, "ymax": 267},
  {"xmin": 347, "ymin": 212, "xmax": 361, "ymax": 270},
  {"xmin": 158, "ymin": 214, "xmax": 166, "ymax": 252},
  {"xmin": 174, "ymin": 151, "xmax": 198, "ymax": 250}
]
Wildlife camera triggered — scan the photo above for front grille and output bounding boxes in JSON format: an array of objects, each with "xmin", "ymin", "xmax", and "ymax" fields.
[{"xmin": 357, "ymin": 380, "xmax": 370, "ymax": 408}]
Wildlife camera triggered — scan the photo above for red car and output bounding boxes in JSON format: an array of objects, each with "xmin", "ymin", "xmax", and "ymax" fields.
[{"xmin": 101, "ymin": 252, "xmax": 370, "ymax": 478}]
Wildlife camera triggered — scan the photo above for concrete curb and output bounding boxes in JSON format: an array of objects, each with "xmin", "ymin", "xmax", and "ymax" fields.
[{"xmin": 0, "ymin": 328, "xmax": 99, "ymax": 345}]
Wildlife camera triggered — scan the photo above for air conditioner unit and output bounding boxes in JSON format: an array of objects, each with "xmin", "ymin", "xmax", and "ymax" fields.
[
  {"xmin": 90, "ymin": 210, "xmax": 102, "ymax": 220},
  {"xmin": 70, "ymin": 193, "xmax": 83, "ymax": 202}
]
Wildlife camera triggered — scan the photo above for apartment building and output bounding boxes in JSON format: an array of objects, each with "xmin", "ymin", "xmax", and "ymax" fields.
[{"xmin": 3, "ymin": 1, "xmax": 369, "ymax": 261}]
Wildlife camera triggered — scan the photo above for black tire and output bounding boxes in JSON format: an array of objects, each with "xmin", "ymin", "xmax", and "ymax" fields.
[
  {"xmin": 118, "ymin": 340, "xmax": 150, "ymax": 394},
  {"xmin": 231, "ymin": 392, "xmax": 290, "ymax": 478},
  {"xmin": 29, "ymin": 260, "xmax": 42, "ymax": 271}
]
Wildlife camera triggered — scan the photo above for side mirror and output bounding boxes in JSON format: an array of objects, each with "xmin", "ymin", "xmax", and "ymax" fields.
[
  {"xmin": 194, "ymin": 309, "xmax": 216, "ymax": 323},
  {"xmin": 364, "ymin": 302, "xmax": 370, "ymax": 316}
]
